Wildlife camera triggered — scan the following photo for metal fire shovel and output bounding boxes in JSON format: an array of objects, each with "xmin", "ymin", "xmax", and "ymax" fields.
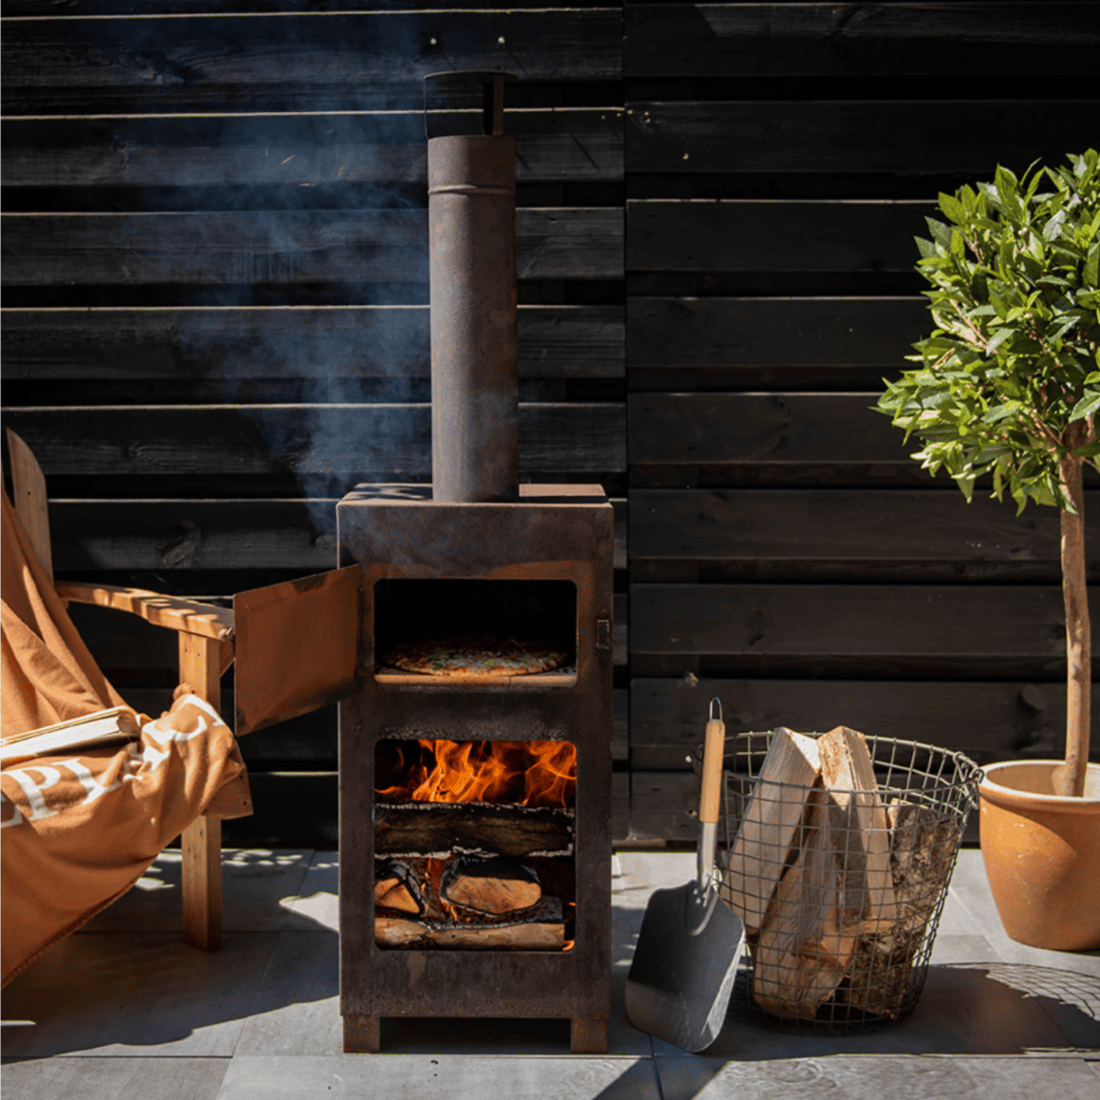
[{"xmin": 625, "ymin": 698, "xmax": 746, "ymax": 1052}]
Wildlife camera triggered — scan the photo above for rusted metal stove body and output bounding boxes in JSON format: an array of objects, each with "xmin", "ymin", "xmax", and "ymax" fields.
[
  {"xmin": 335, "ymin": 72, "xmax": 614, "ymax": 1053},
  {"xmin": 336, "ymin": 486, "xmax": 613, "ymax": 1052}
]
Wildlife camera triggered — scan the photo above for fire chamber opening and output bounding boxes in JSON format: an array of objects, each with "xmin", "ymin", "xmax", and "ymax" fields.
[
  {"xmin": 373, "ymin": 739, "xmax": 576, "ymax": 951},
  {"xmin": 376, "ymin": 738, "xmax": 576, "ymax": 809}
]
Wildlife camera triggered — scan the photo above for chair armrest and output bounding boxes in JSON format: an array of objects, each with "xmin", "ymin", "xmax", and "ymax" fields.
[{"xmin": 56, "ymin": 582, "xmax": 234, "ymax": 644}]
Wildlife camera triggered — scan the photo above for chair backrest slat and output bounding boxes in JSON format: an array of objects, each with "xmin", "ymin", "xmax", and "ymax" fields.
[{"xmin": 5, "ymin": 428, "xmax": 54, "ymax": 585}]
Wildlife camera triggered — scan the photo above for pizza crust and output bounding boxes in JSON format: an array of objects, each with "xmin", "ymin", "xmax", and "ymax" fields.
[{"xmin": 382, "ymin": 634, "xmax": 570, "ymax": 677}]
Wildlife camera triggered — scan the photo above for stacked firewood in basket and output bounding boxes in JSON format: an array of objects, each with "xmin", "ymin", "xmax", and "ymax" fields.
[{"xmin": 720, "ymin": 726, "xmax": 961, "ymax": 1020}]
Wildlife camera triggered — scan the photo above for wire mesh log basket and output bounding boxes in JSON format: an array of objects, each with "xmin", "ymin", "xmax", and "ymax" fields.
[{"xmin": 697, "ymin": 728, "xmax": 980, "ymax": 1033}]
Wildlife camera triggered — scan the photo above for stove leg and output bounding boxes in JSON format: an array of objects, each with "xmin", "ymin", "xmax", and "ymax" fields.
[
  {"xmin": 570, "ymin": 1017, "xmax": 606, "ymax": 1054},
  {"xmin": 344, "ymin": 1015, "xmax": 381, "ymax": 1053}
]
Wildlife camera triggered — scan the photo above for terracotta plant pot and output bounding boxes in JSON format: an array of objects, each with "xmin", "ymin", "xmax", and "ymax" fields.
[{"xmin": 979, "ymin": 760, "xmax": 1100, "ymax": 951}]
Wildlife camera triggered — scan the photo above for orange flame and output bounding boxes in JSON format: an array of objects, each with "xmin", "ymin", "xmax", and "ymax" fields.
[{"xmin": 377, "ymin": 739, "xmax": 575, "ymax": 809}]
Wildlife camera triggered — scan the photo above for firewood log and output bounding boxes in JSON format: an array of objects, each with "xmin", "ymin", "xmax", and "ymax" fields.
[
  {"xmin": 373, "ymin": 858, "xmax": 427, "ymax": 915},
  {"xmin": 817, "ymin": 726, "xmax": 898, "ymax": 925},
  {"xmin": 375, "ymin": 895, "xmax": 565, "ymax": 950},
  {"xmin": 721, "ymin": 728, "xmax": 823, "ymax": 932},
  {"xmin": 374, "ymin": 802, "xmax": 574, "ymax": 858},
  {"xmin": 842, "ymin": 799, "xmax": 961, "ymax": 1017},
  {"xmin": 440, "ymin": 854, "xmax": 542, "ymax": 915},
  {"xmin": 752, "ymin": 791, "xmax": 855, "ymax": 1019}
]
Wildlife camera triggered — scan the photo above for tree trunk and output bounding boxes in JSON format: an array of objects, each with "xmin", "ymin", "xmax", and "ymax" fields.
[{"xmin": 1056, "ymin": 443, "xmax": 1091, "ymax": 799}]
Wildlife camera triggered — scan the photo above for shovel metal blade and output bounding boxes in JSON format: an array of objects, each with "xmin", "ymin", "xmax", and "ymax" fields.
[{"xmin": 625, "ymin": 881, "xmax": 746, "ymax": 1052}]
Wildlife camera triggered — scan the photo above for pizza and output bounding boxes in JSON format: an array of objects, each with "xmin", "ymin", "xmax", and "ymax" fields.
[{"xmin": 382, "ymin": 634, "xmax": 570, "ymax": 676}]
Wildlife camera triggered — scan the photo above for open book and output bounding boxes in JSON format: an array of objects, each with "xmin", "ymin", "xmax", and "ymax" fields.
[{"xmin": 1, "ymin": 706, "xmax": 140, "ymax": 764}]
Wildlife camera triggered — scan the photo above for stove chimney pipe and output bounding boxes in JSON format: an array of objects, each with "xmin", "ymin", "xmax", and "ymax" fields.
[{"xmin": 426, "ymin": 72, "xmax": 518, "ymax": 503}]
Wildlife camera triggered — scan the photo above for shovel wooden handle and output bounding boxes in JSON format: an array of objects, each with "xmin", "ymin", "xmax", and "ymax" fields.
[{"xmin": 699, "ymin": 706, "xmax": 726, "ymax": 826}]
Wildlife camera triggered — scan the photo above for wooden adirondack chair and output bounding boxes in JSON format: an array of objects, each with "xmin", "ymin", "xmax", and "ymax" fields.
[{"xmin": 4, "ymin": 428, "xmax": 247, "ymax": 952}]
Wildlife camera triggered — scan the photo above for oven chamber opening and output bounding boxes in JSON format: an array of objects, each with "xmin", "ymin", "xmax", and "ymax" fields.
[
  {"xmin": 373, "ymin": 737, "xmax": 577, "ymax": 952},
  {"xmin": 372, "ymin": 578, "xmax": 578, "ymax": 683}
]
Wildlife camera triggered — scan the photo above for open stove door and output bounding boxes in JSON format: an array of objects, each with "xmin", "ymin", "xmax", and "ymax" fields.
[{"xmin": 233, "ymin": 565, "xmax": 360, "ymax": 737}]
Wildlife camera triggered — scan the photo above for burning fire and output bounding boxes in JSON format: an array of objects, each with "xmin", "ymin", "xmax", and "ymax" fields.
[{"xmin": 377, "ymin": 739, "xmax": 575, "ymax": 809}]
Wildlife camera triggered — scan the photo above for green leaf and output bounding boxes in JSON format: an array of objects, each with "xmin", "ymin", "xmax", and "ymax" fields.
[
  {"xmin": 981, "ymin": 401, "xmax": 1022, "ymax": 424},
  {"xmin": 939, "ymin": 192, "xmax": 965, "ymax": 223},
  {"xmin": 1069, "ymin": 392, "xmax": 1100, "ymax": 420},
  {"xmin": 926, "ymin": 217, "xmax": 953, "ymax": 249},
  {"xmin": 1085, "ymin": 242, "xmax": 1099, "ymax": 288},
  {"xmin": 915, "ymin": 236, "xmax": 936, "ymax": 260}
]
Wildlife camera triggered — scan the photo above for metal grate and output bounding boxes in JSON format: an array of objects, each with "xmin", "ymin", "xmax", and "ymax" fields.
[{"xmin": 698, "ymin": 730, "xmax": 980, "ymax": 1033}]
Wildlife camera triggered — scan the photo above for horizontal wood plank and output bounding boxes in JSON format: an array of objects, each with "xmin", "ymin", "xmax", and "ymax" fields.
[
  {"xmin": 2, "ymin": 9, "xmax": 623, "ymax": 114},
  {"xmin": 2, "ymin": 402, "xmax": 627, "ymax": 479},
  {"xmin": 629, "ymin": 393, "xmax": 910, "ymax": 465},
  {"xmin": 2, "ymin": 208, "xmax": 623, "ymax": 287},
  {"xmin": 625, "ymin": 100, "xmax": 1100, "ymax": 176},
  {"xmin": 1, "ymin": 109, "xmax": 623, "ymax": 187},
  {"xmin": 625, "ymin": 3, "xmax": 1099, "ymax": 78},
  {"xmin": 627, "ymin": 199, "xmax": 929, "ymax": 273},
  {"xmin": 629, "ymin": 677, "xmax": 1096, "ymax": 770},
  {"xmin": 630, "ymin": 582, "xmax": 1092, "ymax": 665},
  {"xmin": 628, "ymin": 297, "xmax": 925, "ymax": 369},
  {"xmin": 47, "ymin": 497, "xmax": 628, "ymax": 573},
  {"xmin": 629, "ymin": 489, "xmax": 1099, "ymax": 565},
  {"xmin": 627, "ymin": 770, "xmax": 697, "ymax": 843},
  {"xmin": 1, "ymin": 305, "xmax": 624, "ymax": 381}
]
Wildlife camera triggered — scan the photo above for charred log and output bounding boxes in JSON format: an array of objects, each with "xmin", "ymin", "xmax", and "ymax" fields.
[{"xmin": 374, "ymin": 801, "xmax": 574, "ymax": 857}]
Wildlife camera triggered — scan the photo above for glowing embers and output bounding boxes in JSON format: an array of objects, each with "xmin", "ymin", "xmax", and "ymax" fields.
[{"xmin": 374, "ymin": 739, "xmax": 576, "ymax": 950}]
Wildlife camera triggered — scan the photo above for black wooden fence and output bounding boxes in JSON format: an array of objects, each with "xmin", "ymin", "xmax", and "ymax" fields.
[{"xmin": 3, "ymin": 1, "xmax": 1098, "ymax": 846}]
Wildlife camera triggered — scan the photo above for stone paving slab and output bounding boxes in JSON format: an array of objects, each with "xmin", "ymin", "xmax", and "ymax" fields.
[
  {"xmin": 2, "ymin": 847, "xmax": 1098, "ymax": 1100},
  {"xmin": 216, "ymin": 1054, "xmax": 662, "ymax": 1100},
  {"xmin": 281, "ymin": 850, "xmax": 339, "ymax": 932},
  {"xmin": 654, "ymin": 1053, "xmax": 1100, "ymax": 1100},
  {"xmin": 1, "ymin": 932, "xmax": 280, "ymax": 1058},
  {"xmin": 0, "ymin": 1056, "xmax": 230, "ymax": 1100},
  {"xmin": 79, "ymin": 850, "xmax": 318, "ymax": 934}
]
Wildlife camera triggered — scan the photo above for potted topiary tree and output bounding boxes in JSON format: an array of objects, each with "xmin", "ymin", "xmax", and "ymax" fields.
[{"xmin": 876, "ymin": 149, "xmax": 1100, "ymax": 950}]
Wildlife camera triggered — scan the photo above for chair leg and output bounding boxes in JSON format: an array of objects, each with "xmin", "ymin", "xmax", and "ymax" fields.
[
  {"xmin": 178, "ymin": 632, "xmax": 227, "ymax": 951},
  {"xmin": 182, "ymin": 814, "xmax": 222, "ymax": 951}
]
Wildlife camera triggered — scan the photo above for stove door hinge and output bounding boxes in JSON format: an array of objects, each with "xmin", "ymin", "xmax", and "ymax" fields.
[{"xmin": 596, "ymin": 617, "xmax": 612, "ymax": 651}]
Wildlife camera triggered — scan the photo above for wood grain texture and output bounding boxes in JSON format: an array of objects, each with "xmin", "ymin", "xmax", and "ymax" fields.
[
  {"xmin": 625, "ymin": 101, "xmax": 1100, "ymax": 175},
  {"xmin": 180, "ymin": 814, "xmax": 221, "ymax": 952},
  {"xmin": 628, "ymin": 488, "xmax": 1088, "ymax": 565},
  {"xmin": 629, "ymin": 582, "xmax": 1089, "ymax": 663},
  {"xmin": 2, "ymin": 109, "xmax": 623, "ymax": 188},
  {"xmin": 627, "ymin": 200, "xmax": 930, "ymax": 274},
  {"xmin": 816, "ymin": 725, "xmax": 897, "ymax": 924},
  {"xmin": 628, "ymin": 394, "xmax": 909, "ymax": 465},
  {"xmin": 5, "ymin": 426, "xmax": 53, "ymax": 582},
  {"xmin": 58, "ymin": 581, "xmax": 234, "ymax": 641},
  {"xmin": 721, "ymin": 728, "xmax": 822, "ymax": 931},
  {"xmin": 627, "ymin": 770, "xmax": 698, "ymax": 842},
  {"xmin": 625, "ymin": 3, "xmax": 1100, "ymax": 78},
  {"xmin": 2, "ymin": 403, "xmax": 626, "ymax": 478},
  {"xmin": 629, "ymin": 678, "xmax": 1094, "ymax": 769},
  {"xmin": 2, "ymin": 9, "xmax": 623, "ymax": 113},
  {"xmin": 2, "ymin": 208, "xmax": 623, "ymax": 287},
  {"xmin": 627, "ymin": 297, "xmax": 926, "ymax": 370},
  {"xmin": 44, "ymin": 497, "xmax": 627, "ymax": 573},
  {"xmin": 1, "ymin": 305, "xmax": 624, "ymax": 382}
]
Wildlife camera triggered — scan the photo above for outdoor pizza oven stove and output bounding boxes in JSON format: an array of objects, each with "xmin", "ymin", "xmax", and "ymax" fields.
[{"xmin": 334, "ymin": 74, "xmax": 614, "ymax": 1053}]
